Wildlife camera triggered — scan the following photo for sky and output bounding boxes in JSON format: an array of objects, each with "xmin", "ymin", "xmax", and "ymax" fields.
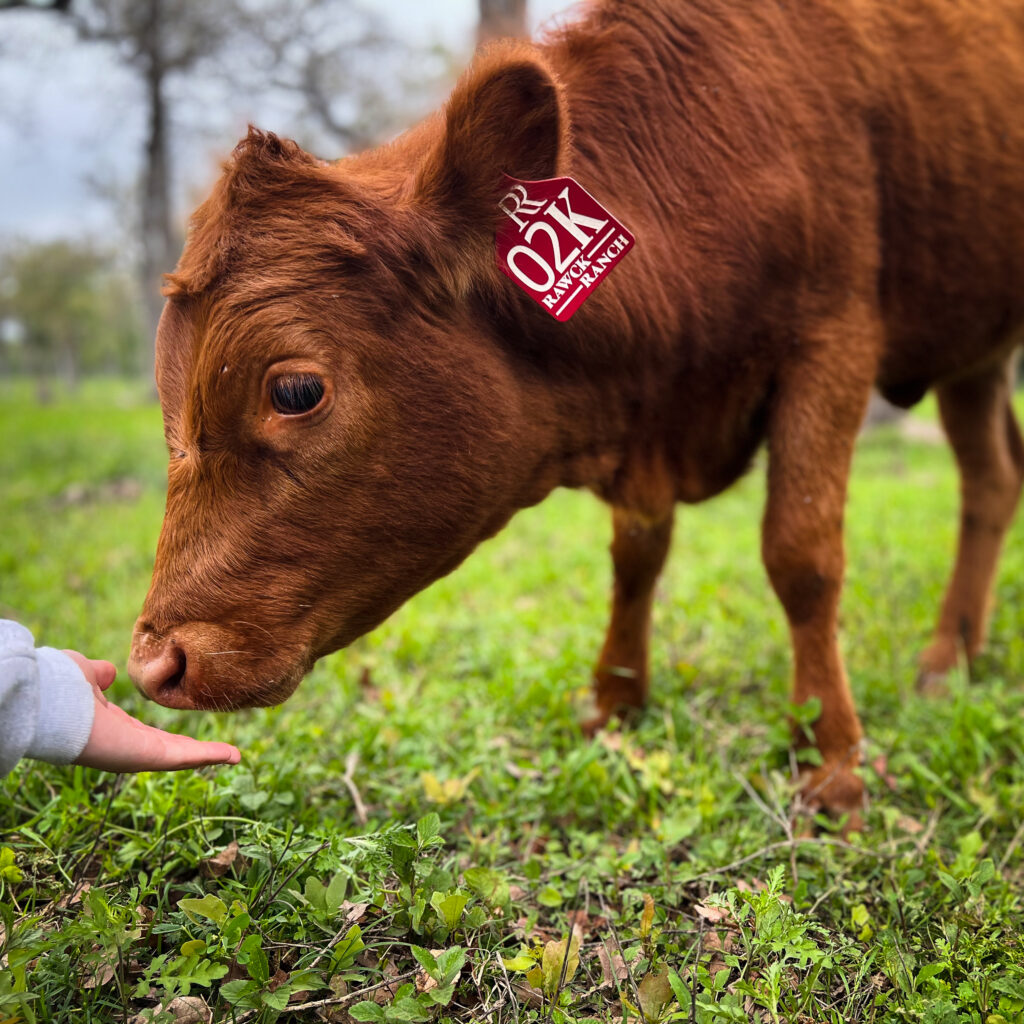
[{"xmin": 0, "ymin": 0, "xmax": 577, "ymax": 243}]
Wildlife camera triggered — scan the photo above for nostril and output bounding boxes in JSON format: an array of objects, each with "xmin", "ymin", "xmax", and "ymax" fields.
[
  {"xmin": 138, "ymin": 644, "xmax": 191, "ymax": 707},
  {"xmin": 158, "ymin": 645, "xmax": 187, "ymax": 696}
]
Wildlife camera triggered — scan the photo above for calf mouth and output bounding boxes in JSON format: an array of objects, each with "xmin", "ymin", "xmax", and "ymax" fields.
[{"xmin": 128, "ymin": 619, "xmax": 310, "ymax": 711}]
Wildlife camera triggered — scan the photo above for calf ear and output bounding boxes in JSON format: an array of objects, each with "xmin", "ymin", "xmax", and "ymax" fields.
[{"xmin": 418, "ymin": 42, "xmax": 568, "ymax": 228}]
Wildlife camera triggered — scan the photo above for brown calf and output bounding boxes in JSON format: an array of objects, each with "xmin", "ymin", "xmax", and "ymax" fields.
[{"xmin": 129, "ymin": 0, "xmax": 1024, "ymax": 816}]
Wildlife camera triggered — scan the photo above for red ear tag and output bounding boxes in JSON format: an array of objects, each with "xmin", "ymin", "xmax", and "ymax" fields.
[{"xmin": 495, "ymin": 174, "xmax": 634, "ymax": 322}]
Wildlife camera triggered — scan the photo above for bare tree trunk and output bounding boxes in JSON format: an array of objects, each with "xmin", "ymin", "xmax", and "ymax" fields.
[
  {"xmin": 29, "ymin": 342, "xmax": 53, "ymax": 404},
  {"xmin": 137, "ymin": 0, "xmax": 180, "ymax": 389},
  {"xmin": 59, "ymin": 337, "xmax": 79, "ymax": 393},
  {"xmin": 477, "ymin": 0, "xmax": 528, "ymax": 47}
]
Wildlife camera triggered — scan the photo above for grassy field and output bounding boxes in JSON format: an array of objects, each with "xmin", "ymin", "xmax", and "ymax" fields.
[{"xmin": 2, "ymin": 379, "xmax": 1024, "ymax": 1024}]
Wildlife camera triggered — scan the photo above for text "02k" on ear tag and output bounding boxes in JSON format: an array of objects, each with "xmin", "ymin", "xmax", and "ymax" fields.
[{"xmin": 495, "ymin": 175, "xmax": 634, "ymax": 322}]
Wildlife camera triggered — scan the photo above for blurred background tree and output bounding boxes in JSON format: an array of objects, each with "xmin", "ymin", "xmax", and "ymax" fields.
[
  {"xmin": 0, "ymin": 0, "xmax": 454, "ymax": 386},
  {"xmin": 0, "ymin": 0, "xmax": 544, "ymax": 396},
  {"xmin": 0, "ymin": 238, "xmax": 143, "ymax": 399},
  {"xmin": 477, "ymin": 0, "xmax": 527, "ymax": 46}
]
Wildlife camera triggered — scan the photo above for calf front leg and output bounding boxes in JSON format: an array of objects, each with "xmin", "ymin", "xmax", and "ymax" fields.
[
  {"xmin": 918, "ymin": 359, "xmax": 1024, "ymax": 688},
  {"xmin": 762, "ymin": 353, "xmax": 873, "ymax": 818},
  {"xmin": 584, "ymin": 507, "xmax": 674, "ymax": 734}
]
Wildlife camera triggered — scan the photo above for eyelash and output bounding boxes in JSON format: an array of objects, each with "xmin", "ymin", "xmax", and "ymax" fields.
[{"xmin": 270, "ymin": 374, "xmax": 325, "ymax": 415}]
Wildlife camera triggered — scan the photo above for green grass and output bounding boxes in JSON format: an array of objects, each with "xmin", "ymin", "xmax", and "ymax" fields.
[{"xmin": 2, "ymin": 378, "xmax": 1024, "ymax": 1023}]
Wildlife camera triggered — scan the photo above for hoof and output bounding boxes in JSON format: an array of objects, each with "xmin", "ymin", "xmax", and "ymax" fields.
[
  {"xmin": 915, "ymin": 667, "xmax": 950, "ymax": 697},
  {"xmin": 579, "ymin": 696, "xmax": 645, "ymax": 738},
  {"xmin": 918, "ymin": 635, "xmax": 968, "ymax": 686},
  {"xmin": 798, "ymin": 762, "xmax": 866, "ymax": 833}
]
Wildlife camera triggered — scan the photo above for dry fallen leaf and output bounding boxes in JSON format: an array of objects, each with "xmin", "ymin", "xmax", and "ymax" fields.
[
  {"xmin": 199, "ymin": 840, "xmax": 242, "ymax": 879},
  {"xmin": 702, "ymin": 929, "xmax": 735, "ymax": 954},
  {"xmin": 340, "ymin": 900, "xmax": 369, "ymax": 925},
  {"xmin": 128, "ymin": 996, "xmax": 212, "ymax": 1024},
  {"xmin": 567, "ymin": 909, "xmax": 593, "ymax": 935},
  {"xmin": 897, "ymin": 814, "xmax": 925, "ymax": 835},
  {"xmin": 223, "ymin": 959, "xmax": 249, "ymax": 984},
  {"xmin": 595, "ymin": 944, "xmax": 629, "ymax": 988},
  {"xmin": 511, "ymin": 981, "xmax": 545, "ymax": 1007},
  {"xmin": 368, "ymin": 959, "xmax": 401, "ymax": 1005},
  {"xmin": 694, "ymin": 902, "xmax": 731, "ymax": 924},
  {"xmin": 55, "ymin": 881, "xmax": 91, "ymax": 909},
  {"xmin": 81, "ymin": 960, "xmax": 115, "ymax": 990},
  {"xmin": 870, "ymin": 754, "xmax": 898, "ymax": 792},
  {"xmin": 415, "ymin": 971, "xmax": 438, "ymax": 994},
  {"xmin": 516, "ymin": 917, "xmax": 554, "ymax": 944},
  {"xmin": 706, "ymin": 956, "xmax": 728, "ymax": 978},
  {"xmin": 165, "ymin": 997, "xmax": 213, "ymax": 1024},
  {"xmin": 735, "ymin": 878, "xmax": 791, "ymax": 903},
  {"xmin": 358, "ymin": 665, "xmax": 382, "ymax": 702}
]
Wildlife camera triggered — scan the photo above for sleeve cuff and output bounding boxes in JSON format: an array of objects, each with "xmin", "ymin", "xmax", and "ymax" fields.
[{"xmin": 27, "ymin": 648, "xmax": 95, "ymax": 765}]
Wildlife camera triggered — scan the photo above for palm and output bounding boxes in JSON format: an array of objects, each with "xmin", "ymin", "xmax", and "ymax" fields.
[{"xmin": 64, "ymin": 651, "xmax": 240, "ymax": 773}]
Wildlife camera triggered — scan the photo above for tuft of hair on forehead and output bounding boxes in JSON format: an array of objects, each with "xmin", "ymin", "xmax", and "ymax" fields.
[{"xmin": 163, "ymin": 127, "xmax": 366, "ymax": 298}]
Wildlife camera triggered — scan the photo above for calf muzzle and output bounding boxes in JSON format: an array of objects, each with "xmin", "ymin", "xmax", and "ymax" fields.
[
  {"xmin": 128, "ymin": 615, "xmax": 309, "ymax": 710},
  {"xmin": 129, "ymin": 623, "xmax": 193, "ymax": 708}
]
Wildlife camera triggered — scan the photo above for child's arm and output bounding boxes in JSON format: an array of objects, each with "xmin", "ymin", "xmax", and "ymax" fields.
[{"xmin": 0, "ymin": 620, "xmax": 94, "ymax": 776}]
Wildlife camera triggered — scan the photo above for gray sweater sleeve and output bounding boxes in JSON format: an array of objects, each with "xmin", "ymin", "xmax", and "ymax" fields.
[{"xmin": 0, "ymin": 620, "xmax": 96, "ymax": 777}]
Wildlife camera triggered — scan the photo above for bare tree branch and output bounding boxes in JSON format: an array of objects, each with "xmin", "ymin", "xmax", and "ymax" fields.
[
  {"xmin": 478, "ymin": 0, "xmax": 528, "ymax": 47},
  {"xmin": 0, "ymin": 0, "xmax": 72, "ymax": 11}
]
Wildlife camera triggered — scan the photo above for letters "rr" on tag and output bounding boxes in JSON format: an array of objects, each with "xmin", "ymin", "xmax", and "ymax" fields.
[{"xmin": 495, "ymin": 174, "xmax": 635, "ymax": 322}]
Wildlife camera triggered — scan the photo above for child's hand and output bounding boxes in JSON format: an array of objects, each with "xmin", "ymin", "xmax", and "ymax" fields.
[{"xmin": 63, "ymin": 651, "xmax": 241, "ymax": 772}]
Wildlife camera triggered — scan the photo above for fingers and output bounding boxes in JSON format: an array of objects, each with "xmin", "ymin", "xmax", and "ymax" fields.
[
  {"xmin": 62, "ymin": 650, "xmax": 117, "ymax": 690},
  {"xmin": 75, "ymin": 692, "xmax": 242, "ymax": 773},
  {"xmin": 129, "ymin": 715, "xmax": 242, "ymax": 768},
  {"xmin": 91, "ymin": 660, "xmax": 117, "ymax": 690},
  {"xmin": 156, "ymin": 735, "xmax": 242, "ymax": 770}
]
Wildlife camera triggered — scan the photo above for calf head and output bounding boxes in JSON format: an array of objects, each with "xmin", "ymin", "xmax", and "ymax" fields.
[{"xmin": 129, "ymin": 46, "xmax": 571, "ymax": 710}]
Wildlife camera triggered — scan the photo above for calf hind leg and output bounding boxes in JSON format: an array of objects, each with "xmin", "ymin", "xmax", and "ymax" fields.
[
  {"xmin": 918, "ymin": 359, "xmax": 1024, "ymax": 688},
  {"xmin": 584, "ymin": 507, "xmax": 674, "ymax": 735}
]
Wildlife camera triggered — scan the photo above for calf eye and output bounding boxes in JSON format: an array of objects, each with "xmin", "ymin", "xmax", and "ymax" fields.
[{"xmin": 270, "ymin": 373, "xmax": 325, "ymax": 415}]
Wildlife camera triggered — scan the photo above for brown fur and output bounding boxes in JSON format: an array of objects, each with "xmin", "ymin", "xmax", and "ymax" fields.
[{"xmin": 129, "ymin": 0, "xmax": 1024, "ymax": 815}]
